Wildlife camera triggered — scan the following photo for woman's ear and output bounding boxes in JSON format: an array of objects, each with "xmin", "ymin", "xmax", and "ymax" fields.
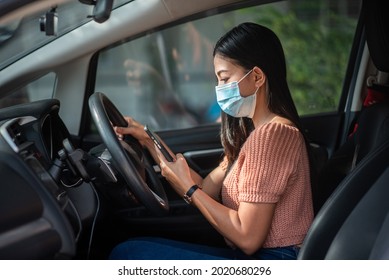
[{"xmin": 253, "ymin": 66, "xmax": 266, "ymax": 88}]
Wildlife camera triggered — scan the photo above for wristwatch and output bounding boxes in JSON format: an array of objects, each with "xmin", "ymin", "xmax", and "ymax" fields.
[{"xmin": 183, "ymin": 184, "xmax": 201, "ymax": 204}]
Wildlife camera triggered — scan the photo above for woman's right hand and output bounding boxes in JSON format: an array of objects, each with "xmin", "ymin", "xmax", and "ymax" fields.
[{"xmin": 114, "ymin": 117, "xmax": 151, "ymax": 147}]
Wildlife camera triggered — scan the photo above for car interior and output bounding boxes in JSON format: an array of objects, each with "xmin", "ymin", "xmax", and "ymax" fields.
[
  {"xmin": 299, "ymin": 0, "xmax": 389, "ymax": 259},
  {"xmin": 0, "ymin": 0, "xmax": 388, "ymax": 260}
]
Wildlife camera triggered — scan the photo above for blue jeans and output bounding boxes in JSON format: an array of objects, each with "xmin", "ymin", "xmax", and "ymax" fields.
[{"xmin": 108, "ymin": 237, "xmax": 300, "ymax": 260}]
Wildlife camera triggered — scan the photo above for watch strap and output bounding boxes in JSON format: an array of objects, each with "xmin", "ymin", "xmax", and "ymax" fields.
[{"xmin": 183, "ymin": 184, "xmax": 200, "ymax": 204}]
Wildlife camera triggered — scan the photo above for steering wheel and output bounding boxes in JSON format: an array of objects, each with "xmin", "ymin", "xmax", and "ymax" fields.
[{"xmin": 88, "ymin": 92, "xmax": 169, "ymax": 216}]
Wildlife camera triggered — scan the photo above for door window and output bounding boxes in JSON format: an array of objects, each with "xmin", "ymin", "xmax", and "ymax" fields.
[
  {"xmin": 0, "ymin": 72, "xmax": 56, "ymax": 108},
  {"xmin": 95, "ymin": 0, "xmax": 361, "ymax": 130}
]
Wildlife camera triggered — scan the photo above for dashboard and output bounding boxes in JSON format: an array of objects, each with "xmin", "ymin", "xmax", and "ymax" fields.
[{"xmin": 0, "ymin": 99, "xmax": 97, "ymax": 259}]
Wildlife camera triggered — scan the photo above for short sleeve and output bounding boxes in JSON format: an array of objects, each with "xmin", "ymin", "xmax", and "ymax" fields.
[{"xmin": 238, "ymin": 122, "xmax": 304, "ymax": 203}]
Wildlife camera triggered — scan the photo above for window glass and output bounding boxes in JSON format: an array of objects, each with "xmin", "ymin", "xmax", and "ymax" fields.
[
  {"xmin": 0, "ymin": 72, "xmax": 56, "ymax": 108},
  {"xmin": 95, "ymin": 0, "xmax": 361, "ymax": 130},
  {"xmin": 0, "ymin": 0, "xmax": 133, "ymax": 71}
]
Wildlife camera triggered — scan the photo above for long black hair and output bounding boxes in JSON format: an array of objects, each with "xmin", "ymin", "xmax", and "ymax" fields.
[{"xmin": 214, "ymin": 22, "xmax": 316, "ymax": 184}]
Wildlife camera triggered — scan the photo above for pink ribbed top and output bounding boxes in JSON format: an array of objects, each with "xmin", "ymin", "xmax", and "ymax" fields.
[{"xmin": 221, "ymin": 122, "xmax": 313, "ymax": 248}]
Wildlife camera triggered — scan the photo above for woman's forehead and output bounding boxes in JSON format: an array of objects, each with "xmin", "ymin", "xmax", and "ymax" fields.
[{"xmin": 214, "ymin": 55, "xmax": 242, "ymax": 74}]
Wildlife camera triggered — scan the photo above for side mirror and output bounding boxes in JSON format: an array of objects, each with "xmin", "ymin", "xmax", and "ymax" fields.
[{"xmin": 79, "ymin": 0, "xmax": 114, "ymax": 24}]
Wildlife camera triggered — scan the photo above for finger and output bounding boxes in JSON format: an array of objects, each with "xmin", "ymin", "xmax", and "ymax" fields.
[
  {"xmin": 154, "ymin": 144, "xmax": 166, "ymax": 164},
  {"xmin": 159, "ymin": 159, "xmax": 167, "ymax": 176},
  {"xmin": 124, "ymin": 117, "xmax": 141, "ymax": 129},
  {"xmin": 113, "ymin": 126, "xmax": 123, "ymax": 139},
  {"xmin": 115, "ymin": 125, "xmax": 133, "ymax": 135},
  {"xmin": 175, "ymin": 153, "xmax": 186, "ymax": 164},
  {"xmin": 124, "ymin": 116, "xmax": 132, "ymax": 123},
  {"xmin": 113, "ymin": 126, "xmax": 121, "ymax": 134},
  {"xmin": 156, "ymin": 148, "xmax": 171, "ymax": 177},
  {"xmin": 125, "ymin": 117, "xmax": 133, "ymax": 127},
  {"xmin": 176, "ymin": 153, "xmax": 184, "ymax": 160}
]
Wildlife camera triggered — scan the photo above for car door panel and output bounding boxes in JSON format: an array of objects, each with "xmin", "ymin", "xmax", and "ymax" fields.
[{"xmin": 158, "ymin": 124, "xmax": 223, "ymax": 176}]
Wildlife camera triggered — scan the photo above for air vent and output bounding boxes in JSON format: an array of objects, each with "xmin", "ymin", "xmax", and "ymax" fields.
[{"xmin": 0, "ymin": 117, "xmax": 36, "ymax": 152}]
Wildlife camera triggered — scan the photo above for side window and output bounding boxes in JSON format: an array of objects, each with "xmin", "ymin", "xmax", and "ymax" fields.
[
  {"xmin": 0, "ymin": 72, "xmax": 57, "ymax": 108},
  {"xmin": 95, "ymin": 0, "xmax": 361, "ymax": 130}
]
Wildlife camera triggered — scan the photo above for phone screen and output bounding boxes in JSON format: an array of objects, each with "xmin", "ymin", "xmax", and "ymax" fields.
[{"xmin": 144, "ymin": 125, "xmax": 174, "ymax": 162}]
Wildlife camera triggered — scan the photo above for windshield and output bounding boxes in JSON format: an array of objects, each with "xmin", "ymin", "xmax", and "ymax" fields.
[{"xmin": 0, "ymin": 0, "xmax": 132, "ymax": 71}]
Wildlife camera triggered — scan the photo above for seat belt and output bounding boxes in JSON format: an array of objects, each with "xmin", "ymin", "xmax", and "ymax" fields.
[{"xmin": 350, "ymin": 143, "xmax": 360, "ymax": 171}]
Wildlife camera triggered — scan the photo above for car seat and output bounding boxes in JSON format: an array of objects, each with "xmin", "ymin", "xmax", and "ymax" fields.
[
  {"xmin": 313, "ymin": 99, "xmax": 389, "ymax": 214},
  {"xmin": 299, "ymin": 138, "xmax": 389, "ymax": 259},
  {"xmin": 299, "ymin": 0, "xmax": 389, "ymax": 259},
  {"xmin": 325, "ymin": 162, "xmax": 389, "ymax": 259}
]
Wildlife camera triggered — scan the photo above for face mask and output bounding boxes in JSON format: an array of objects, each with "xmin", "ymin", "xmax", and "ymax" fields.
[{"xmin": 215, "ymin": 69, "xmax": 258, "ymax": 118}]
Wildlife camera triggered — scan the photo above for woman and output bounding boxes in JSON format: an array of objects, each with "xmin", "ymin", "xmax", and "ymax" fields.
[{"xmin": 110, "ymin": 22, "xmax": 314, "ymax": 260}]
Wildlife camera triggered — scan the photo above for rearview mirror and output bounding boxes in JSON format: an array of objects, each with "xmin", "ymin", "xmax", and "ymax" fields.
[{"xmin": 79, "ymin": 0, "xmax": 113, "ymax": 24}]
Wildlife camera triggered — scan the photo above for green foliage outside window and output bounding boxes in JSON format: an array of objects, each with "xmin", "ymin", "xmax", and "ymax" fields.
[{"xmin": 239, "ymin": 2, "xmax": 359, "ymax": 115}]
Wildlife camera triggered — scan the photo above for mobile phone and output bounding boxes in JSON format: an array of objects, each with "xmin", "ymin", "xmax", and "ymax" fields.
[{"xmin": 144, "ymin": 125, "xmax": 174, "ymax": 162}]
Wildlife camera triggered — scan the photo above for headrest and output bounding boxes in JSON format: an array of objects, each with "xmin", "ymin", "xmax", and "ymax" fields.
[{"xmin": 364, "ymin": 0, "xmax": 389, "ymax": 72}]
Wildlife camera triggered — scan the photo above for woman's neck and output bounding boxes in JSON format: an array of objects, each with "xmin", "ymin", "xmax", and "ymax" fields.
[
  {"xmin": 251, "ymin": 85, "xmax": 275, "ymax": 127},
  {"xmin": 252, "ymin": 110, "xmax": 276, "ymax": 128}
]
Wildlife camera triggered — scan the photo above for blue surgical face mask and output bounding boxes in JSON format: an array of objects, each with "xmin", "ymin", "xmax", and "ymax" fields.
[{"xmin": 215, "ymin": 69, "xmax": 258, "ymax": 118}]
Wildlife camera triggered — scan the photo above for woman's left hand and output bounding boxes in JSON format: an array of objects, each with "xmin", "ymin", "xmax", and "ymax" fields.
[{"xmin": 155, "ymin": 148, "xmax": 195, "ymax": 196}]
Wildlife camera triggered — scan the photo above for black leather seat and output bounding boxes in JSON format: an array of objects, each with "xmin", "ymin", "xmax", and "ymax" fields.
[
  {"xmin": 325, "ymin": 165, "xmax": 389, "ymax": 259},
  {"xmin": 313, "ymin": 101, "xmax": 389, "ymax": 213},
  {"xmin": 369, "ymin": 210, "xmax": 389, "ymax": 259},
  {"xmin": 299, "ymin": 139, "xmax": 389, "ymax": 259}
]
